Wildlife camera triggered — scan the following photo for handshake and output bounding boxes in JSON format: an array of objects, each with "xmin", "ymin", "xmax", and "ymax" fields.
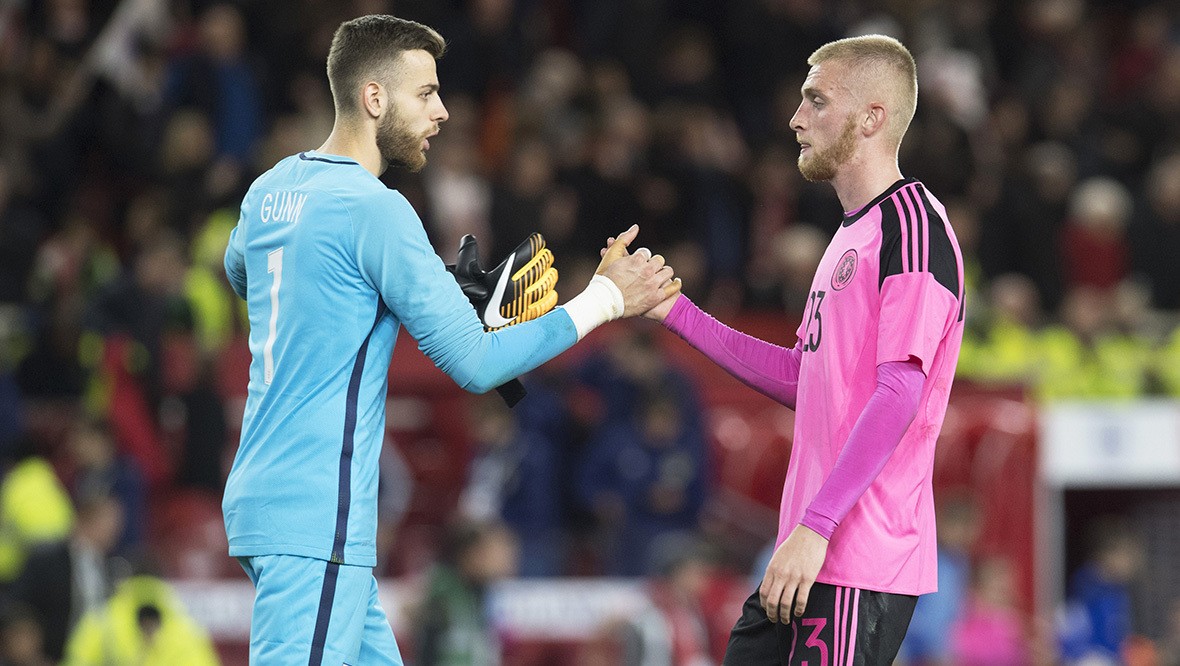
[
  {"xmin": 447, "ymin": 224, "xmax": 680, "ymax": 330},
  {"xmin": 448, "ymin": 224, "xmax": 680, "ymax": 404}
]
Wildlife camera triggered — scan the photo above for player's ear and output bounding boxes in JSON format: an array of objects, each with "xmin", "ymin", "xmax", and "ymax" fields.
[
  {"xmin": 863, "ymin": 103, "xmax": 887, "ymax": 137},
  {"xmin": 361, "ymin": 81, "xmax": 385, "ymax": 120}
]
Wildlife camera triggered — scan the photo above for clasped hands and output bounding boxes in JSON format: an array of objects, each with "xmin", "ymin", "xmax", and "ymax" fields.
[{"xmin": 596, "ymin": 224, "xmax": 682, "ymax": 320}]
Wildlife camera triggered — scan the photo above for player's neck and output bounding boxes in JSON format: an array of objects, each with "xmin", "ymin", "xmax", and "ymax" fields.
[
  {"xmin": 317, "ymin": 124, "xmax": 385, "ymax": 177},
  {"xmin": 831, "ymin": 153, "xmax": 904, "ymax": 213}
]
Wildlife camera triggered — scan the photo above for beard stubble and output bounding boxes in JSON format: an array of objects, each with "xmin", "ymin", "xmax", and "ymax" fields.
[
  {"xmin": 376, "ymin": 108, "xmax": 428, "ymax": 173},
  {"xmin": 798, "ymin": 114, "xmax": 858, "ymax": 183}
]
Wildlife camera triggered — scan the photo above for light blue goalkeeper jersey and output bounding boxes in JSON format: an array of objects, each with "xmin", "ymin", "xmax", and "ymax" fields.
[{"xmin": 222, "ymin": 151, "xmax": 578, "ymax": 566}]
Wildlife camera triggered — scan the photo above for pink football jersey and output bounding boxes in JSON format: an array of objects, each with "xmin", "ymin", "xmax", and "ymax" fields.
[{"xmin": 781, "ymin": 178, "xmax": 965, "ymax": 595}]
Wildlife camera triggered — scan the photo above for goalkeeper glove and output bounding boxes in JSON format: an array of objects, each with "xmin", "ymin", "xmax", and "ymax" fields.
[
  {"xmin": 449, "ymin": 232, "xmax": 558, "ymax": 330},
  {"xmin": 447, "ymin": 232, "xmax": 559, "ymax": 406}
]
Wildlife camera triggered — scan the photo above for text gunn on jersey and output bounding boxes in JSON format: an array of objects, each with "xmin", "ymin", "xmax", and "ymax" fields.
[{"xmin": 261, "ymin": 191, "xmax": 309, "ymax": 224}]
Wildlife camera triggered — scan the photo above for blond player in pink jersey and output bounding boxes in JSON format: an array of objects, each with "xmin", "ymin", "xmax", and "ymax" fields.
[{"xmin": 609, "ymin": 35, "xmax": 965, "ymax": 664}]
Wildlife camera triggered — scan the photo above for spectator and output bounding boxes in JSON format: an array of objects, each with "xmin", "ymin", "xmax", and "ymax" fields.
[
  {"xmin": 574, "ymin": 326, "xmax": 703, "ymax": 426},
  {"xmin": 159, "ymin": 321, "xmax": 226, "ymax": 494},
  {"xmin": 61, "ymin": 573, "xmax": 220, "ymax": 666},
  {"xmin": 1036, "ymin": 286, "xmax": 1153, "ymax": 400},
  {"xmin": 1059, "ymin": 177, "xmax": 1133, "ymax": 291},
  {"xmin": 1118, "ymin": 43, "xmax": 1180, "ymax": 183},
  {"xmin": 607, "ymin": 536, "xmax": 724, "ymax": 666},
  {"xmin": 10, "ymin": 491, "xmax": 124, "ymax": 662},
  {"xmin": 742, "ymin": 144, "xmax": 805, "ymax": 307},
  {"xmin": 0, "ymin": 437, "xmax": 74, "ymax": 584},
  {"xmin": 433, "ymin": 0, "xmax": 532, "ymax": 104},
  {"xmin": 86, "ymin": 229, "xmax": 190, "ymax": 406},
  {"xmin": 1059, "ymin": 516, "xmax": 1145, "ymax": 664},
  {"xmin": 412, "ymin": 518, "xmax": 519, "ymax": 666},
  {"xmin": 979, "ymin": 141, "xmax": 1075, "ymax": 311},
  {"xmin": 488, "ymin": 138, "xmax": 558, "ymax": 262},
  {"xmin": 957, "ymin": 273, "xmax": 1044, "ymax": 386},
  {"xmin": 18, "ymin": 216, "xmax": 119, "ymax": 402},
  {"xmin": 577, "ymin": 387, "xmax": 708, "ymax": 577},
  {"xmin": 165, "ymin": 3, "xmax": 262, "ymax": 169},
  {"xmin": 0, "ymin": 601, "xmax": 54, "ymax": 666},
  {"xmin": 156, "ymin": 109, "xmax": 221, "ymax": 236},
  {"xmin": 0, "ymin": 308, "xmax": 24, "ymax": 448},
  {"xmin": 62, "ymin": 417, "xmax": 145, "ymax": 556},
  {"xmin": 459, "ymin": 389, "xmax": 564, "ymax": 577},
  {"xmin": 670, "ymin": 105, "xmax": 750, "ymax": 308},
  {"xmin": 183, "ymin": 209, "xmax": 241, "ymax": 355},
  {"xmin": 950, "ymin": 556, "xmax": 1031, "ymax": 666}
]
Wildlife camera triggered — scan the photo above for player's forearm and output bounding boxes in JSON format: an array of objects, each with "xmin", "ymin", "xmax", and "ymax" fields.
[
  {"xmin": 440, "ymin": 308, "xmax": 578, "ymax": 394},
  {"xmin": 451, "ymin": 275, "xmax": 624, "ymax": 393},
  {"xmin": 662, "ymin": 296, "xmax": 802, "ymax": 408},
  {"xmin": 800, "ymin": 359, "xmax": 924, "ymax": 539}
]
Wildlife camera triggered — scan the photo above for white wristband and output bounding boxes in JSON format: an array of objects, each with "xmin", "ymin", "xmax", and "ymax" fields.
[{"xmin": 560, "ymin": 274, "xmax": 625, "ymax": 340}]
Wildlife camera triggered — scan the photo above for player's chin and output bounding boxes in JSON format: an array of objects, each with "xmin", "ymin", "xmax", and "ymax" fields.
[
  {"xmin": 797, "ymin": 157, "xmax": 832, "ymax": 183},
  {"xmin": 405, "ymin": 152, "xmax": 428, "ymax": 173}
]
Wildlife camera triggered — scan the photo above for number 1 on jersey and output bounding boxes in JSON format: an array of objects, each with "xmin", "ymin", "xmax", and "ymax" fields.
[{"xmin": 264, "ymin": 247, "xmax": 284, "ymax": 384}]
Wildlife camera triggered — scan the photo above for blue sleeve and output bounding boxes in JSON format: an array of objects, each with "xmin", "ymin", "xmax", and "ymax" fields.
[
  {"xmin": 352, "ymin": 191, "xmax": 579, "ymax": 393},
  {"xmin": 224, "ymin": 210, "xmax": 247, "ymax": 300}
]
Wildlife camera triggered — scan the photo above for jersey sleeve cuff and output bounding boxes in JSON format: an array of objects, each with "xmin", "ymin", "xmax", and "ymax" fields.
[
  {"xmin": 662, "ymin": 294, "xmax": 696, "ymax": 335},
  {"xmin": 800, "ymin": 509, "xmax": 837, "ymax": 541}
]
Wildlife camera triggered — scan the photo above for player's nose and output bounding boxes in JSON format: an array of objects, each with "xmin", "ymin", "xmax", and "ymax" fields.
[
  {"xmin": 790, "ymin": 105, "xmax": 805, "ymax": 132},
  {"xmin": 434, "ymin": 98, "xmax": 449, "ymax": 124}
]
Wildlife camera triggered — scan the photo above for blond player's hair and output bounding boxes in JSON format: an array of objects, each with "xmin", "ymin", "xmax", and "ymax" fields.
[{"xmin": 808, "ymin": 35, "xmax": 917, "ymax": 146}]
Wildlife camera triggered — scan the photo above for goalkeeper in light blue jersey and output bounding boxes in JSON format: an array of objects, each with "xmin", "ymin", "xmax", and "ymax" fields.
[{"xmin": 222, "ymin": 15, "xmax": 679, "ymax": 665}]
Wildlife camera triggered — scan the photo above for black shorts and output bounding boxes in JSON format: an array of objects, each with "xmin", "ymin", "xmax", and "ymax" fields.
[{"xmin": 723, "ymin": 581, "xmax": 917, "ymax": 666}]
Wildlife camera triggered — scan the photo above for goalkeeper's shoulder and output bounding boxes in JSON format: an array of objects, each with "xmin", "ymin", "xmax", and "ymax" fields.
[
  {"xmin": 349, "ymin": 188, "xmax": 438, "ymax": 267},
  {"xmin": 349, "ymin": 187, "xmax": 419, "ymax": 226}
]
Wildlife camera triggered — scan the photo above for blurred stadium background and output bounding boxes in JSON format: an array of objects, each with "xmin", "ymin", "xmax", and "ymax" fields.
[{"xmin": 1, "ymin": 0, "xmax": 1180, "ymax": 663}]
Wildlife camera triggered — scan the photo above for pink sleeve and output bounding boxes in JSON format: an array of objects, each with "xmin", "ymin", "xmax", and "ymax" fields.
[
  {"xmin": 663, "ymin": 296, "xmax": 802, "ymax": 408},
  {"xmin": 800, "ymin": 359, "xmax": 924, "ymax": 539}
]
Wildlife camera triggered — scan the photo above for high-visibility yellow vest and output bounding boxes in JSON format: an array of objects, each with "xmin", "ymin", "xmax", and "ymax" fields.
[
  {"xmin": 0, "ymin": 457, "xmax": 74, "ymax": 581},
  {"xmin": 63, "ymin": 576, "xmax": 220, "ymax": 666}
]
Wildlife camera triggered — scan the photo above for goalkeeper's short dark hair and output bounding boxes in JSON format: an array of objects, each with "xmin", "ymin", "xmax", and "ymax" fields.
[{"xmin": 326, "ymin": 15, "xmax": 446, "ymax": 117}]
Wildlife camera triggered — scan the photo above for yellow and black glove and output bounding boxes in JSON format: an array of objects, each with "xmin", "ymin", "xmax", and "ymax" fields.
[
  {"xmin": 447, "ymin": 232, "xmax": 559, "ymax": 405},
  {"xmin": 449, "ymin": 232, "xmax": 558, "ymax": 330}
]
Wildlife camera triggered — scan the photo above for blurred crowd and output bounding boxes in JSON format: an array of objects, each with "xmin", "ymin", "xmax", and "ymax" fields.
[{"xmin": 2, "ymin": 0, "xmax": 1180, "ymax": 663}]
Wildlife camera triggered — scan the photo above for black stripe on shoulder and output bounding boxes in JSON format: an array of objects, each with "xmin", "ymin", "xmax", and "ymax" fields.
[
  {"xmin": 917, "ymin": 185, "xmax": 960, "ymax": 298},
  {"xmin": 903, "ymin": 186, "xmax": 924, "ymax": 273},
  {"xmin": 879, "ymin": 195, "xmax": 905, "ymax": 288}
]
